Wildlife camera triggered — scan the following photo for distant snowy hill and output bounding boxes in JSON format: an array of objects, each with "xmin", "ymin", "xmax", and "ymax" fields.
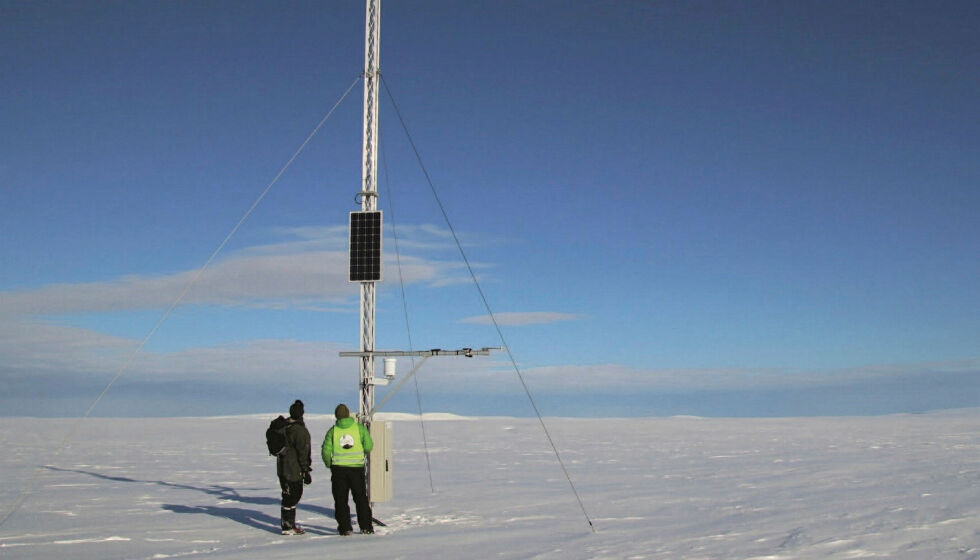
[{"xmin": 1, "ymin": 412, "xmax": 978, "ymax": 559}]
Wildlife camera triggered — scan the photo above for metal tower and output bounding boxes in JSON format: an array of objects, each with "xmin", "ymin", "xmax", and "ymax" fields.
[
  {"xmin": 358, "ymin": 0, "xmax": 381, "ymax": 422},
  {"xmin": 343, "ymin": 0, "xmax": 497, "ymax": 505}
]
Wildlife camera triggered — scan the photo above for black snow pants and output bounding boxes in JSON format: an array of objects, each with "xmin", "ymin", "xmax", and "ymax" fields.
[
  {"xmin": 330, "ymin": 465, "xmax": 373, "ymax": 533},
  {"xmin": 279, "ymin": 474, "xmax": 304, "ymax": 530}
]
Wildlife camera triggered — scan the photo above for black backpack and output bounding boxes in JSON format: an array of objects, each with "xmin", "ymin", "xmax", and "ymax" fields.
[{"xmin": 266, "ymin": 415, "xmax": 290, "ymax": 456}]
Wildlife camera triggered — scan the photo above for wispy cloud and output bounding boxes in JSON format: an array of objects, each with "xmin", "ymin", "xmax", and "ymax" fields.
[
  {"xmin": 459, "ymin": 312, "xmax": 584, "ymax": 326},
  {"xmin": 6, "ymin": 222, "xmax": 973, "ymax": 417},
  {"xmin": 515, "ymin": 360, "xmax": 980, "ymax": 392},
  {"xmin": 0, "ymin": 318, "xmax": 136, "ymax": 374},
  {"xmin": 1, "ymin": 314, "xmax": 975, "ymax": 416},
  {"xmin": 0, "ymin": 225, "xmax": 477, "ymax": 316},
  {"xmin": 0, "ymin": 223, "xmax": 504, "ymax": 411},
  {"xmin": 0, "ymin": 318, "xmax": 351, "ymax": 383},
  {"xmin": 0, "ymin": 252, "xmax": 354, "ymax": 315}
]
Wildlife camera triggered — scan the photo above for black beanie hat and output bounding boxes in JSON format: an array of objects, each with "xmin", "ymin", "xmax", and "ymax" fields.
[
  {"xmin": 334, "ymin": 403, "xmax": 350, "ymax": 419},
  {"xmin": 289, "ymin": 399, "xmax": 304, "ymax": 419}
]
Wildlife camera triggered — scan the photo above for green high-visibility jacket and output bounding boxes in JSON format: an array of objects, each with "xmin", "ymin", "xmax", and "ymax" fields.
[{"xmin": 322, "ymin": 417, "xmax": 373, "ymax": 468}]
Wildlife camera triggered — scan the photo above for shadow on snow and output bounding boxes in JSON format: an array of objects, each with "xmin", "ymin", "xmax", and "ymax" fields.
[{"xmin": 43, "ymin": 465, "xmax": 337, "ymax": 535}]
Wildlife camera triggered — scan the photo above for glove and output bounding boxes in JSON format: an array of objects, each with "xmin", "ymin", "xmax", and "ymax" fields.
[{"xmin": 303, "ymin": 472, "xmax": 312, "ymax": 485}]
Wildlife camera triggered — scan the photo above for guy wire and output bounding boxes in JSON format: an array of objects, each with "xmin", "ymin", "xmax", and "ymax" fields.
[
  {"xmin": 381, "ymin": 75, "xmax": 596, "ymax": 533},
  {"xmin": 0, "ymin": 75, "xmax": 361, "ymax": 530},
  {"xmin": 379, "ymin": 128, "xmax": 437, "ymax": 494}
]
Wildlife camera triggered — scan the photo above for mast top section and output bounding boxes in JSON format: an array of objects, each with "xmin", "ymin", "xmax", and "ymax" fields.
[{"xmin": 360, "ymin": 0, "xmax": 381, "ymax": 213}]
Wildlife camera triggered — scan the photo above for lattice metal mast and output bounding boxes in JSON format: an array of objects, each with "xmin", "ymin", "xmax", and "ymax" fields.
[
  {"xmin": 359, "ymin": 0, "xmax": 381, "ymax": 421},
  {"xmin": 344, "ymin": 0, "xmax": 498, "ymax": 506}
]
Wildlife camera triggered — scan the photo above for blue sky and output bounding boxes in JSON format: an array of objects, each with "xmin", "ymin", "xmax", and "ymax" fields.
[{"xmin": 1, "ymin": 1, "xmax": 977, "ymax": 418}]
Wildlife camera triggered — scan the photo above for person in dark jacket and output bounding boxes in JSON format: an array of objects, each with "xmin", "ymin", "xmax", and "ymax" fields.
[
  {"xmin": 321, "ymin": 403, "xmax": 374, "ymax": 535},
  {"xmin": 279, "ymin": 399, "xmax": 312, "ymax": 535}
]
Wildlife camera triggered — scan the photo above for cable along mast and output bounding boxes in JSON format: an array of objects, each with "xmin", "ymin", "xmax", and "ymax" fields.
[{"xmin": 343, "ymin": 0, "xmax": 497, "ymax": 504}]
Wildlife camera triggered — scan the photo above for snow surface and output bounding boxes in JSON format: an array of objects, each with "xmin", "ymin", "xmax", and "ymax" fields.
[{"xmin": 1, "ymin": 411, "xmax": 978, "ymax": 559}]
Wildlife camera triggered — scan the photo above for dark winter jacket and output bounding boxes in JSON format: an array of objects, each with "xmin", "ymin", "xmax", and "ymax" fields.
[{"xmin": 278, "ymin": 418, "xmax": 312, "ymax": 482}]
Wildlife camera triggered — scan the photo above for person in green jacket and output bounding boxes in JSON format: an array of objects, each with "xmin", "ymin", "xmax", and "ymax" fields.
[{"xmin": 322, "ymin": 403, "xmax": 374, "ymax": 535}]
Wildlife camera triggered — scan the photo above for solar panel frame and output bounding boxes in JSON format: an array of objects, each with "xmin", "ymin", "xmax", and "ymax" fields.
[{"xmin": 349, "ymin": 211, "xmax": 383, "ymax": 282}]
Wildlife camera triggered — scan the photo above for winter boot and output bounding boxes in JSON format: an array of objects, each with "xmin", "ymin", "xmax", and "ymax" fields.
[{"xmin": 281, "ymin": 507, "xmax": 305, "ymax": 535}]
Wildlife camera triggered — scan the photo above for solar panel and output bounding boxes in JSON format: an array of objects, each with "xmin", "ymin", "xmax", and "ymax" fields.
[{"xmin": 349, "ymin": 211, "xmax": 382, "ymax": 282}]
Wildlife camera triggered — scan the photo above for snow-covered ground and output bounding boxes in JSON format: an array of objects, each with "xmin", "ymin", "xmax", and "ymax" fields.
[{"xmin": 1, "ymin": 411, "xmax": 977, "ymax": 559}]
